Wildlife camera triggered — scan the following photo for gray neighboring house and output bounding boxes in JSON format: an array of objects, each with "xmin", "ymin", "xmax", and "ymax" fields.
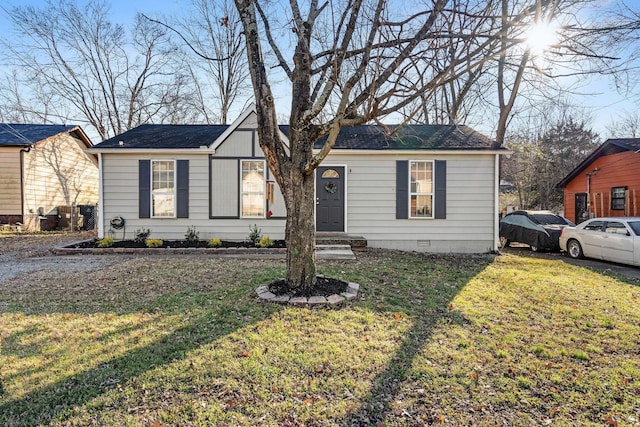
[{"xmin": 88, "ymin": 106, "xmax": 507, "ymax": 253}]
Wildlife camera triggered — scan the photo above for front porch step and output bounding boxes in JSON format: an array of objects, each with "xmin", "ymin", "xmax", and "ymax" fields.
[
  {"xmin": 316, "ymin": 244, "xmax": 356, "ymax": 260},
  {"xmin": 315, "ymin": 233, "xmax": 367, "ymax": 251}
]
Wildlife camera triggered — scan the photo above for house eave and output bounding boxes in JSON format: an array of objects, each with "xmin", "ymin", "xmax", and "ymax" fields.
[
  {"xmin": 319, "ymin": 148, "xmax": 511, "ymax": 156},
  {"xmin": 86, "ymin": 148, "xmax": 215, "ymax": 154}
]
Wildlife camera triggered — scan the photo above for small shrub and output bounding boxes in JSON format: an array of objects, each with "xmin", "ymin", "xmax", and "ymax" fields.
[
  {"xmin": 145, "ymin": 239, "xmax": 163, "ymax": 248},
  {"xmin": 185, "ymin": 226, "xmax": 200, "ymax": 243},
  {"xmin": 97, "ymin": 236, "xmax": 114, "ymax": 248},
  {"xmin": 133, "ymin": 228, "xmax": 151, "ymax": 245},
  {"xmin": 208, "ymin": 238, "xmax": 222, "ymax": 248},
  {"xmin": 247, "ymin": 224, "xmax": 261, "ymax": 245},
  {"xmin": 257, "ymin": 235, "xmax": 273, "ymax": 248}
]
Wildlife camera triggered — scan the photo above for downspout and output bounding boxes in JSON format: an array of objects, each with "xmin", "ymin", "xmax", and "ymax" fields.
[
  {"xmin": 19, "ymin": 145, "xmax": 33, "ymax": 226},
  {"xmin": 97, "ymin": 153, "xmax": 104, "ymax": 238},
  {"xmin": 494, "ymin": 153, "xmax": 500, "ymax": 252},
  {"xmin": 586, "ymin": 173, "xmax": 591, "ymax": 217}
]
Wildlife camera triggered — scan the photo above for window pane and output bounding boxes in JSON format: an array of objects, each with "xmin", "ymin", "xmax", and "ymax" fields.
[
  {"xmin": 151, "ymin": 161, "xmax": 175, "ymax": 217},
  {"xmin": 321, "ymin": 169, "xmax": 340, "ymax": 178},
  {"xmin": 409, "ymin": 161, "xmax": 433, "ymax": 218},
  {"xmin": 153, "ymin": 194, "xmax": 175, "ymax": 217},
  {"xmin": 241, "ymin": 160, "xmax": 265, "ymax": 217},
  {"xmin": 411, "ymin": 195, "xmax": 432, "ymax": 217}
]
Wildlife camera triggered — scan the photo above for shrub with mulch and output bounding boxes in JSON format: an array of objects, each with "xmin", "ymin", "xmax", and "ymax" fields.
[{"xmin": 69, "ymin": 239, "xmax": 286, "ymax": 249}]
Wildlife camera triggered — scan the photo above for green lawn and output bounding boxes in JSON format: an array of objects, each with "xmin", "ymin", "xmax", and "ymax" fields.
[{"xmin": 0, "ymin": 251, "xmax": 639, "ymax": 426}]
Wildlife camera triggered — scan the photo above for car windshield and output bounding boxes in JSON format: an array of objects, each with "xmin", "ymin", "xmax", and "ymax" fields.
[
  {"xmin": 530, "ymin": 213, "xmax": 570, "ymax": 225},
  {"xmin": 627, "ymin": 221, "xmax": 640, "ymax": 236}
]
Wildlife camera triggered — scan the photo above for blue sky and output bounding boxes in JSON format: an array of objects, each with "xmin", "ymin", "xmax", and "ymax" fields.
[{"xmin": 0, "ymin": 0, "xmax": 637, "ymax": 140}]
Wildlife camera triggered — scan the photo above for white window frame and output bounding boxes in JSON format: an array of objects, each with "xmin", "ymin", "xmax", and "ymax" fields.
[
  {"xmin": 151, "ymin": 159, "xmax": 176, "ymax": 218},
  {"xmin": 240, "ymin": 159, "xmax": 266, "ymax": 218},
  {"xmin": 409, "ymin": 160, "xmax": 434, "ymax": 219}
]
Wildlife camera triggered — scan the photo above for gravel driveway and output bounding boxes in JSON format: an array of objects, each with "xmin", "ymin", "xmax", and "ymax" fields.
[{"xmin": 0, "ymin": 232, "xmax": 122, "ymax": 282}]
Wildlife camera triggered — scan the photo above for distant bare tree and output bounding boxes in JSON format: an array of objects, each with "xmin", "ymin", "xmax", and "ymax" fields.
[
  {"xmin": 503, "ymin": 108, "xmax": 601, "ymax": 210},
  {"xmin": 606, "ymin": 110, "xmax": 640, "ymax": 138},
  {"xmin": 1, "ymin": 0, "xmax": 199, "ymax": 139},
  {"xmin": 178, "ymin": 0, "xmax": 251, "ymax": 124}
]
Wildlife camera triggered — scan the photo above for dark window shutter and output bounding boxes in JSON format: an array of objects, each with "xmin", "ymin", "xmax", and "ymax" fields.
[
  {"xmin": 139, "ymin": 160, "xmax": 150, "ymax": 218},
  {"xmin": 396, "ymin": 160, "xmax": 408, "ymax": 219},
  {"xmin": 435, "ymin": 160, "xmax": 446, "ymax": 219},
  {"xmin": 177, "ymin": 160, "xmax": 189, "ymax": 218}
]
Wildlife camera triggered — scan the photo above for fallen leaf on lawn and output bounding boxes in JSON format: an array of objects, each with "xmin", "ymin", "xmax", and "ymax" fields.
[
  {"xmin": 394, "ymin": 313, "xmax": 402, "ymax": 320},
  {"xmin": 604, "ymin": 415, "xmax": 619, "ymax": 426},
  {"xmin": 239, "ymin": 350, "xmax": 249, "ymax": 357}
]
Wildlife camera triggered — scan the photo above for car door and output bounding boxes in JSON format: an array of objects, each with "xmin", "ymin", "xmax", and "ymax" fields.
[
  {"xmin": 579, "ymin": 220, "xmax": 606, "ymax": 258},
  {"xmin": 600, "ymin": 221, "xmax": 635, "ymax": 265}
]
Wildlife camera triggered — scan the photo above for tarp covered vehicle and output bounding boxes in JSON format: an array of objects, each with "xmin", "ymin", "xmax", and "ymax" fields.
[{"xmin": 499, "ymin": 210, "xmax": 574, "ymax": 251}]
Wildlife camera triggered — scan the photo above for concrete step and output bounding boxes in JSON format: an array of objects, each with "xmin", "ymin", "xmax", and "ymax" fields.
[
  {"xmin": 315, "ymin": 233, "xmax": 367, "ymax": 251},
  {"xmin": 316, "ymin": 244, "xmax": 356, "ymax": 260}
]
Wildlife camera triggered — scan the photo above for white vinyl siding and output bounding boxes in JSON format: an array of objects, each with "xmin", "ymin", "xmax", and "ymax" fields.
[
  {"xmin": 322, "ymin": 152, "xmax": 498, "ymax": 253},
  {"xmin": 211, "ymin": 159, "xmax": 239, "ymax": 217},
  {"xmin": 101, "ymin": 153, "xmax": 286, "ymax": 241}
]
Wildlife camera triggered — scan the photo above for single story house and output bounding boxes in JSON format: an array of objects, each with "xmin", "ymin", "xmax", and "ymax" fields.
[
  {"xmin": 88, "ymin": 106, "xmax": 507, "ymax": 253},
  {"xmin": 557, "ymin": 138, "xmax": 640, "ymax": 224},
  {"xmin": 0, "ymin": 124, "xmax": 98, "ymax": 230}
]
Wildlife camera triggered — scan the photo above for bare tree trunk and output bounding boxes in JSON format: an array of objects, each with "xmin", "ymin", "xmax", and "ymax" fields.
[{"xmin": 283, "ymin": 170, "xmax": 316, "ymax": 288}]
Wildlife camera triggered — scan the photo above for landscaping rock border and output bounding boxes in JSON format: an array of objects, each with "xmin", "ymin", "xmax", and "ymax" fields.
[{"xmin": 256, "ymin": 282, "xmax": 359, "ymax": 306}]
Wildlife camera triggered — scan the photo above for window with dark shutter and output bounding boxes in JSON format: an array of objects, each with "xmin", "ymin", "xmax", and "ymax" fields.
[
  {"xmin": 139, "ymin": 160, "xmax": 150, "ymax": 218},
  {"xmin": 176, "ymin": 160, "xmax": 189, "ymax": 218},
  {"xmin": 396, "ymin": 159, "xmax": 446, "ymax": 219},
  {"xmin": 396, "ymin": 160, "xmax": 408, "ymax": 219}
]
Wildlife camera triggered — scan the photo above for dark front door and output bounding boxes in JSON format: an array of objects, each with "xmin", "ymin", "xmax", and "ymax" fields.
[
  {"xmin": 575, "ymin": 192, "xmax": 588, "ymax": 224},
  {"xmin": 316, "ymin": 166, "xmax": 345, "ymax": 232}
]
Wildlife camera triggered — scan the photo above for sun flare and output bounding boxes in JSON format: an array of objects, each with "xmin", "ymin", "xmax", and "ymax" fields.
[{"xmin": 524, "ymin": 21, "xmax": 559, "ymax": 55}]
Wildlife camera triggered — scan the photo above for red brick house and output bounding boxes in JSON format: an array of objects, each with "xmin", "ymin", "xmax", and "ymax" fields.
[{"xmin": 556, "ymin": 138, "xmax": 640, "ymax": 223}]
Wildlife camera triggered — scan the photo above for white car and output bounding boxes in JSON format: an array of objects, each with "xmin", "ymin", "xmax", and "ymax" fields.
[{"xmin": 559, "ymin": 217, "xmax": 640, "ymax": 267}]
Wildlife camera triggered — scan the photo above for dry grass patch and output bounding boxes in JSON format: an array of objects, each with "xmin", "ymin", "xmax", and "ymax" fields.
[{"xmin": 0, "ymin": 251, "xmax": 639, "ymax": 426}]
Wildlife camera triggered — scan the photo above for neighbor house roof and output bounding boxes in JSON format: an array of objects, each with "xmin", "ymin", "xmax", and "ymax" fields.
[
  {"xmin": 93, "ymin": 123, "xmax": 499, "ymax": 151},
  {"xmin": 556, "ymin": 138, "xmax": 640, "ymax": 188},
  {"xmin": 0, "ymin": 124, "xmax": 92, "ymax": 148}
]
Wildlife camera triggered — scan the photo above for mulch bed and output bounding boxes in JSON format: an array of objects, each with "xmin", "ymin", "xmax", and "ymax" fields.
[
  {"xmin": 69, "ymin": 239, "xmax": 286, "ymax": 249},
  {"xmin": 268, "ymin": 276, "xmax": 349, "ymax": 298}
]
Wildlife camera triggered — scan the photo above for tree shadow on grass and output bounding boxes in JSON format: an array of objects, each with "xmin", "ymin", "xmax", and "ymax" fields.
[
  {"xmin": 0, "ymin": 285, "xmax": 282, "ymax": 426},
  {"xmin": 340, "ymin": 253, "xmax": 495, "ymax": 426}
]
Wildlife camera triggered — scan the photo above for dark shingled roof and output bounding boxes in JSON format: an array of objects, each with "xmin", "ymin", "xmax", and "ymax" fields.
[
  {"xmin": 310, "ymin": 124, "xmax": 496, "ymax": 150},
  {"xmin": 93, "ymin": 123, "xmax": 498, "ymax": 151},
  {"xmin": 0, "ymin": 124, "xmax": 77, "ymax": 147},
  {"xmin": 556, "ymin": 138, "xmax": 640, "ymax": 188},
  {"xmin": 96, "ymin": 124, "xmax": 229, "ymax": 149}
]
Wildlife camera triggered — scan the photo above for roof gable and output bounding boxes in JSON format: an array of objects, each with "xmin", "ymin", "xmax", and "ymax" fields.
[
  {"xmin": 0, "ymin": 124, "xmax": 79, "ymax": 147},
  {"xmin": 557, "ymin": 138, "xmax": 640, "ymax": 188}
]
